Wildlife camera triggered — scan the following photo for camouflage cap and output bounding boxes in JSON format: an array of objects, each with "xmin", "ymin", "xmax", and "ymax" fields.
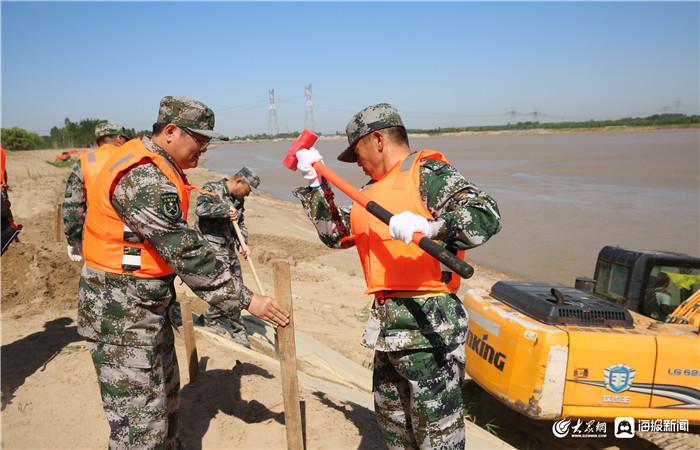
[
  {"xmin": 157, "ymin": 96, "xmax": 227, "ymax": 140},
  {"xmin": 338, "ymin": 103, "xmax": 405, "ymax": 163},
  {"xmin": 95, "ymin": 121, "xmax": 130, "ymax": 141},
  {"xmin": 236, "ymin": 166, "xmax": 260, "ymax": 191}
]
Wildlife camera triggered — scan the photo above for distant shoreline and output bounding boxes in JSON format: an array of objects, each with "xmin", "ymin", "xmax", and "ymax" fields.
[
  {"xmin": 227, "ymin": 123, "xmax": 700, "ymax": 144},
  {"xmin": 408, "ymin": 123, "xmax": 700, "ymax": 138},
  {"xmin": 14, "ymin": 124, "xmax": 697, "ymax": 153}
]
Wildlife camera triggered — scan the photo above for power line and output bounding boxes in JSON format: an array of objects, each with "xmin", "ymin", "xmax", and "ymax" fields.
[{"xmin": 216, "ymin": 99, "xmax": 268, "ymax": 114}]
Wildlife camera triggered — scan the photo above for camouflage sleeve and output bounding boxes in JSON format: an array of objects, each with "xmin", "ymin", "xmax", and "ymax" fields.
[
  {"xmin": 292, "ymin": 181, "xmax": 353, "ymax": 249},
  {"xmin": 111, "ymin": 163, "xmax": 253, "ymax": 315},
  {"xmin": 195, "ymin": 183, "xmax": 230, "ymax": 219},
  {"xmin": 62, "ymin": 161, "xmax": 86, "ymax": 247},
  {"xmin": 1, "ymin": 185, "xmax": 11, "ymax": 218},
  {"xmin": 420, "ymin": 159, "xmax": 501, "ymax": 250}
]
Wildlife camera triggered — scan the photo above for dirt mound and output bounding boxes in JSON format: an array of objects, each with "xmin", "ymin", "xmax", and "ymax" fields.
[
  {"xmin": 250, "ymin": 233, "xmax": 330, "ymax": 265},
  {"xmin": 2, "ymin": 238, "xmax": 81, "ymax": 314},
  {"xmin": 0, "ymin": 228, "xmax": 329, "ymax": 315}
]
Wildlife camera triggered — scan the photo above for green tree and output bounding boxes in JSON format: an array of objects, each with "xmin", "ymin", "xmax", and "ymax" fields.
[
  {"xmin": 0, "ymin": 127, "xmax": 43, "ymax": 150},
  {"xmin": 49, "ymin": 126, "xmax": 63, "ymax": 148}
]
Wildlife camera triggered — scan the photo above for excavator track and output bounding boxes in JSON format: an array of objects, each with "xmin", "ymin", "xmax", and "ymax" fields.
[
  {"xmin": 635, "ymin": 431, "xmax": 700, "ymax": 450},
  {"xmin": 464, "ymin": 381, "xmax": 698, "ymax": 450}
]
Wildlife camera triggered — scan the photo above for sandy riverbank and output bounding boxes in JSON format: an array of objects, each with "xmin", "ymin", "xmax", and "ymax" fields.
[
  {"xmin": 0, "ymin": 148, "xmax": 512, "ymax": 449},
  {"xmin": 225, "ymin": 124, "xmax": 700, "ymax": 144}
]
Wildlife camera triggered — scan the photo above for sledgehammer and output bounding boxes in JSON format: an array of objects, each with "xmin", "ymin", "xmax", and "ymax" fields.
[{"xmin": 283, "ymin": 129, "xmax": 474, "ymax": 280}]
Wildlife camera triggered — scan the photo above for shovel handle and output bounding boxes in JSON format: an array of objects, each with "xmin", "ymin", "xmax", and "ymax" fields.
[
  {"xmin": 231, "ymin": 220, "xmax": 267, "ymax": 296},
  {"xmin": 313, "ymin": 162, "xmax": 474, "ymax": 279}
]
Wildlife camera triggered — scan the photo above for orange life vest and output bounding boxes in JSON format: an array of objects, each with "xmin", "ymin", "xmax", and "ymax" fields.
[
  {"xmin": 1, "ymin": 146, "xmax": 7, "ymax": 188},
  {"xmin": 83, "ymin": 138, "xmax": 190, "ymax": 278},
  {"xmin": 349, "ymin": 150, "xmax": 465, "ymax": 295},
  {"xmin": 79, "ymin": 144, "xmax": 118, "ymax": 201}
]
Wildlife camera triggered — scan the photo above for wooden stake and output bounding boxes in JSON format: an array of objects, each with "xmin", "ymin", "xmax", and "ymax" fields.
[
  {"xmin": 273, "ymin": 259, "xmax": 304, "ymax": 450},
  {"xmin": 54, "ymin": 203, "xmax": 62, "ymax": 241},
  {"xmin": 179, "ymin": 297, "xmax": 199, "ymax": 382}
]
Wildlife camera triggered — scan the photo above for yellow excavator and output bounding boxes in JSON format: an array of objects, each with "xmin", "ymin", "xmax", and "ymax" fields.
[{"xmin": 462, "ymin": 246, "xmax": 700, "ymax": 424}]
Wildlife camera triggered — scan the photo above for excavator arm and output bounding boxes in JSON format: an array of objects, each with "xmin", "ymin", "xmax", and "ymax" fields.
[{"xmin": 666, "ymin": 289, "xmax": 700, "ymax": 331}]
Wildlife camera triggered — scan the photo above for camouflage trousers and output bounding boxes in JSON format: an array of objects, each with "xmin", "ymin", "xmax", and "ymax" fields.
[
  {"xmin": 373, "ymin": 343, "xmax": 466, "ymax": 450},
  {"xmin": 202, "ymin": 255, "xmax": 244, "ymax": 332},
  {"xmin": 87, "ymin": 340, "xmax": 181, "ymax": 450}
]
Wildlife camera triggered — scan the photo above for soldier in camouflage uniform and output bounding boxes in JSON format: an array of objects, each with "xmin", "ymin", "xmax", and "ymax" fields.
[
  {"xmin": 78, "ymin": 96, "xmax": 289, "ymax": 450},
  {"xmin": 194, "ymin": 167, "xmax": 261, "ymax": 347},
  {"xmin": 62, "ymin": 121, "xmax": 131, "ymax": 262},
  {"xmin": 292, "ymin": 103, "xmax": 501, "ymax": 449}
]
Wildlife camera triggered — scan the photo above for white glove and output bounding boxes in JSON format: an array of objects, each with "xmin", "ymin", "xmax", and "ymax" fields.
[
  {"xmin": 67, "ymin": 244, "xmax": 82, "ymax": 262},
  {"xmin": 389, "ymin": 211, "xmax": 433, "ymax": 245},
  {"xmin": 296, "ymin": 147, "xmax": 323, "ymax": 187}
]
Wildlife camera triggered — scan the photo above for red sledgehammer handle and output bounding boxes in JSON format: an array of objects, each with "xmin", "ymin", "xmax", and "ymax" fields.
[{"xmin": 285, "ymin": 130, "xmax": 474, "ymax": 279}]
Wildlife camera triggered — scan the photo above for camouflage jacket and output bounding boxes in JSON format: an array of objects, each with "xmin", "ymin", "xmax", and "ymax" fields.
[
  {"xmin": 293, "ymin": 153, "xmax": 501, "ymax": 351},
  {"xmin": 1, "ymin": 185, "xmax": 13, "ymax": 229},
  {"xmin": 195, "ymin": 178, "xmax": 247, "ymax": 258},
  {"xmin": 1, "ymin": 185, "xmax": 9, "ymax": 217},
  {"xmin": 78, "ymin": 137, "xmax": 253, "ymax": 362},
  {"xmin": 62, "ymin": 161, "xmax": 86, "ymax": 247}
]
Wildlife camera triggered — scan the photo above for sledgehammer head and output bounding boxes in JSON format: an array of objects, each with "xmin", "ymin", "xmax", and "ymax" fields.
[{"xmin": 283, "ymin": 129, "xmax": 318, "ymax": 171}]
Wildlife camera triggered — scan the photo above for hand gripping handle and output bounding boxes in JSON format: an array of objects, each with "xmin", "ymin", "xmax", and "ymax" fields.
[{"xmin": 365, "ymin": 200, "xmax": 474, "ymax": 279}]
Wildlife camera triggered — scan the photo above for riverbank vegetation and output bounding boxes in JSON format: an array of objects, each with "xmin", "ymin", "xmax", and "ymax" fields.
[
  {"xmin": 1, "ymin": 118, "xmax": 148, "ymax": 151},
  {"xmin": 406, "ymin": 113, "xmax": 700, "ymax": 135},
  {"xmin": 231, "ymin": 113, "xmax": 700, "ymax": 141}
]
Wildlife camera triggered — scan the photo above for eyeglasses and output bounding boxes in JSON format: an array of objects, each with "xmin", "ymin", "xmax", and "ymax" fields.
[{"xmin": 181, "ymin": 127, "xmax": 211, "ymax": 150}]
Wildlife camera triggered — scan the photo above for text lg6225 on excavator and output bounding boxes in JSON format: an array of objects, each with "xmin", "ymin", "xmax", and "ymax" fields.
[{"xmin": 462, "ymin": 246, "xmax": 700, "ymax": 425}]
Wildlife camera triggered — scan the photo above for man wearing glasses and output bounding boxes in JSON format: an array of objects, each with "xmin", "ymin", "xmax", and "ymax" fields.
[
  {"xmin": 78, "ymin": 96, "xmax": 290, "ymax": 449},
  {"xmin": 63, "ymin": 121, "xmax": 131, "ymax": 262}
]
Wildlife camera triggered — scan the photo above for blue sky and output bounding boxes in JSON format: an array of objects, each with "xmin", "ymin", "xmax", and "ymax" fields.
[{"xmin": 2, "ymin": 1, "xmax": 698, "ymax": 137}]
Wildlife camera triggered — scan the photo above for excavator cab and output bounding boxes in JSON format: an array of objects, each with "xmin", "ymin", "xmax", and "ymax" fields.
[
  {"xmin": 462, "ymin": 245, "xmax": 700, "ymax": 425},
  {"xmin": 583, "ymin": 246, "xmax": 700, "ymax": 321}
]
